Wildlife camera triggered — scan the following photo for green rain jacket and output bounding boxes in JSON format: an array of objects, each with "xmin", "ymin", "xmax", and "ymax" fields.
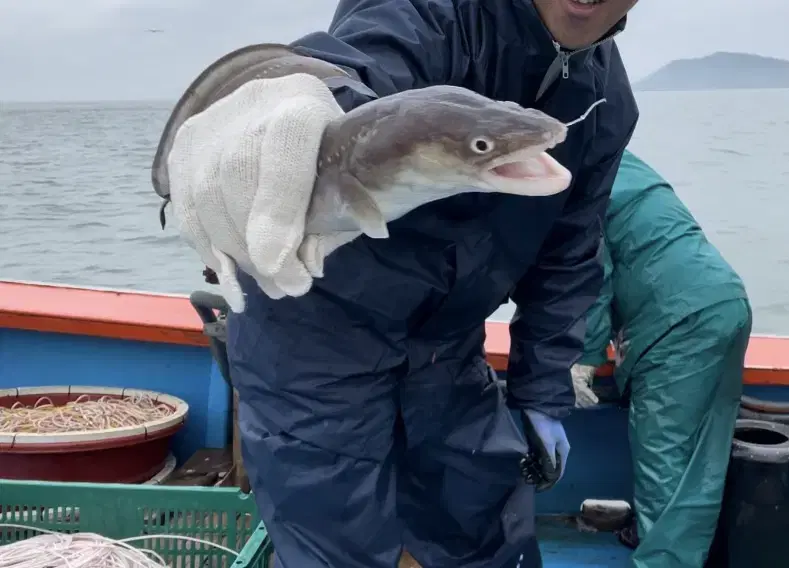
[{"xmin": 580, "ymin": 150, "xmax": 749, "ymax": 391}]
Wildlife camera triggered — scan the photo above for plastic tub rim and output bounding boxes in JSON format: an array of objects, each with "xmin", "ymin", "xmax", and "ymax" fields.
[
  {"xmin": 731, "ymin": 418, "xmax": 789, "ymax": 464},
  {"xmin": 0, "ymin": 386, "xmax": 189, "ymax": 446}
]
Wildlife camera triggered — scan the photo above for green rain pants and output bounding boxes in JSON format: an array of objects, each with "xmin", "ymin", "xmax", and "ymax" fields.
[{"xmin": 626, "ymin": 298, "xmax": 752, "ymax": 568}]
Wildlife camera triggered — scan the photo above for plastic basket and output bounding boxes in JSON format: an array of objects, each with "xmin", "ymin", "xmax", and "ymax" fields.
[{"xmin": 0, "ymin": 479, "xmax": 272, "ymax": 568}]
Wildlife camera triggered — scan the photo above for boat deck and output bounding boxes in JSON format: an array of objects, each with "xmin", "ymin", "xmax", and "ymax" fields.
[
  {"xmin": 394, "ymin": 518, "xmax": 631, "ymax": 568},
  {"xmin": 539, "ymin": 520, "xmax": 630, "ymax": 567}
]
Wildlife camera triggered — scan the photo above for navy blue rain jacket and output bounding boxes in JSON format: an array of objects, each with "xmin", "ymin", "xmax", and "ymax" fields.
[
  {"xmin": 231, "ymin": 0, "xmax": 638, "ymax": 415},
  {"xmin": 270, "ymin": 0, "xmax": 639, "ymax": 417}
]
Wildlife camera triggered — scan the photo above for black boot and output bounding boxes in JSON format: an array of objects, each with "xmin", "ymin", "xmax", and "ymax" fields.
[{"xmin": 615, "ymin": 516, "xmax": 640, "ymax": 550}]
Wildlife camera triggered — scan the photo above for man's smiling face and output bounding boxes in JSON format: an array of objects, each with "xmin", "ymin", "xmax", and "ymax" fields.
[{"xmin": 533, "ymin": 0, "xmax": 639, "ymax": 50}]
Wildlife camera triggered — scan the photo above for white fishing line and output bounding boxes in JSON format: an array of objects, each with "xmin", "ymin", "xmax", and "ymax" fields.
[
  {"xmin": 0, "ymin": 524, "xmax": 239, "ymax": 568},
  {"xmin": 564, "ymin": 98, "xmax": 607, "ymax": 127}
]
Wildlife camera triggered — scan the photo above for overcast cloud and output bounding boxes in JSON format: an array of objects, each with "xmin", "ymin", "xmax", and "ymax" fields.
[{"xmin": 0, "ymin": 0, "xmax": 786, "ymax": 101}]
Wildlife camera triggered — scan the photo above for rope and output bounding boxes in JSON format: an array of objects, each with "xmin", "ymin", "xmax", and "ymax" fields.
[
  {"xmin": 0, "ymin": 523, "xmax": 239, "ymax": 568},
  {"xmin": 0, "ymin": 395, "xmax": 173, "ymax": 434}
]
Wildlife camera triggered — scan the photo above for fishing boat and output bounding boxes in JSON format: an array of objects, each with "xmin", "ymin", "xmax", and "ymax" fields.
[{"xmin": 1, "ymin": 278, "xmax": 788, "ymax": 566}]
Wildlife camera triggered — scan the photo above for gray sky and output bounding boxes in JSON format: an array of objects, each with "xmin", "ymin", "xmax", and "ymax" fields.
[{"xmin": 0, "ymin": 0, "xmax": 787, "ymax": 101}]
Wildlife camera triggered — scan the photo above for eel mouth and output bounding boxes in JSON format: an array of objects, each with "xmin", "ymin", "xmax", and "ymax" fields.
[{"xmin": 482, "ymin": 144, "xmax": 572, "ymax": 197}]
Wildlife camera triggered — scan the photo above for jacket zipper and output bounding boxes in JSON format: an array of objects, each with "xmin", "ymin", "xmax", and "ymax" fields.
[
  {"xmin": 552, "ymin": 30, "xmax": 622, "ymax": 80},
  {"xmin": 535, "ymin": 30, "xmax": 622, "ymax": 101}
]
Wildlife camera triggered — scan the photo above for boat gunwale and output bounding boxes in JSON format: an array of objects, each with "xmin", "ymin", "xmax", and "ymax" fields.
[{"xmin": 1, "ymin": 279, "xmax": 787, "ymax": 386}]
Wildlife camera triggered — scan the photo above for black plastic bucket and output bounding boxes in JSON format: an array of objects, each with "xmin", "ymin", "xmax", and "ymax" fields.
[{"xmin": 707, "ymin": 419, "xmax": 789, "ymax": 568}]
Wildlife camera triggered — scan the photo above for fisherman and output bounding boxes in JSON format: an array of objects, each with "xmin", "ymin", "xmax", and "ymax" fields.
[
  {"xmin": 167, "ymin": 0, "xmax": 640, "ymax": 566},
  {"xmin": 572, "ymin": 150, "xmax": 752, "ymax": 568}
]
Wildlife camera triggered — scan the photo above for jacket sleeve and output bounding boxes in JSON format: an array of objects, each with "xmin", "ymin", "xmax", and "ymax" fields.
[
  {"xmin": 578, "ymin": 236, "xmax": 615, "ymax": 368},
  {"xmin": 290, "ymin": 0, "xmax": 470, "ymax": 111},
  {"xmin": 506, "ymin": 124, "xmax": 636, "ymax": 419}
]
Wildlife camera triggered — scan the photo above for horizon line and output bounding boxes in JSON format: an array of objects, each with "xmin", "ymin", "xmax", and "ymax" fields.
[{"xmin": 0, "ymin": 98, "xmax": 175, "ymax": 105}]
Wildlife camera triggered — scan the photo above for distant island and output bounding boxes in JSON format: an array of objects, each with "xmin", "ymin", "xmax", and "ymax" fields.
[{"xmin": 633, "ymin": 52, "xmax": 789, "ymax": 91}]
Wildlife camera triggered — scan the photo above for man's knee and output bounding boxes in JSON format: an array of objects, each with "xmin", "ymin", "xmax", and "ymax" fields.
[
  {"xmin": 398, "ymin": 357, "xmax": 534, "ymax": 566},
  {"xmin": 240, "ymin": 402, "xmax": 402, "ymax": 567},
  {"xmin": 229, "ymin": 332, "xmax": 403, "ymax": 565}
]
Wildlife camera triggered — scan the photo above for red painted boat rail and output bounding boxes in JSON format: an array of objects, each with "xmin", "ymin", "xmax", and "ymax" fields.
[{"xmin": 0, "ymin": 279, "xmax": 787, "ymax": 386}]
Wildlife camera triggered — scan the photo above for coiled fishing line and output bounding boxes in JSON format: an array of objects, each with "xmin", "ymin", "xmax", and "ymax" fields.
[
  {"xmin": 0, "ymin": 394, "xmax": 173, "ymax": 434},
  {"xmin": 0, "ymin": 523, "xmax": 238, "ymax": 568}
]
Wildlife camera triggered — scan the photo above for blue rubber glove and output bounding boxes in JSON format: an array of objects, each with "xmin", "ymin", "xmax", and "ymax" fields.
[{"xmin": 521, "ymin": 409, "xmax": 571, "ymax": 491}]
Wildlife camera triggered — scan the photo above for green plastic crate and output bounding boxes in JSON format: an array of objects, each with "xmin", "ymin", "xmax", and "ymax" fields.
[{"xmin": 0, "ymin": 480, "xmax": 272, "ymax": 568}]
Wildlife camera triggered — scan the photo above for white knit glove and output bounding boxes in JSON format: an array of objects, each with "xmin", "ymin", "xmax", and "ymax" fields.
[
  {"xmin": 571, "ymin": 364, "xmax": 599, "ymax": 408},
  {"xmin": 167, "ymin": 73, "xmax": 345, "ymax": 312}
]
